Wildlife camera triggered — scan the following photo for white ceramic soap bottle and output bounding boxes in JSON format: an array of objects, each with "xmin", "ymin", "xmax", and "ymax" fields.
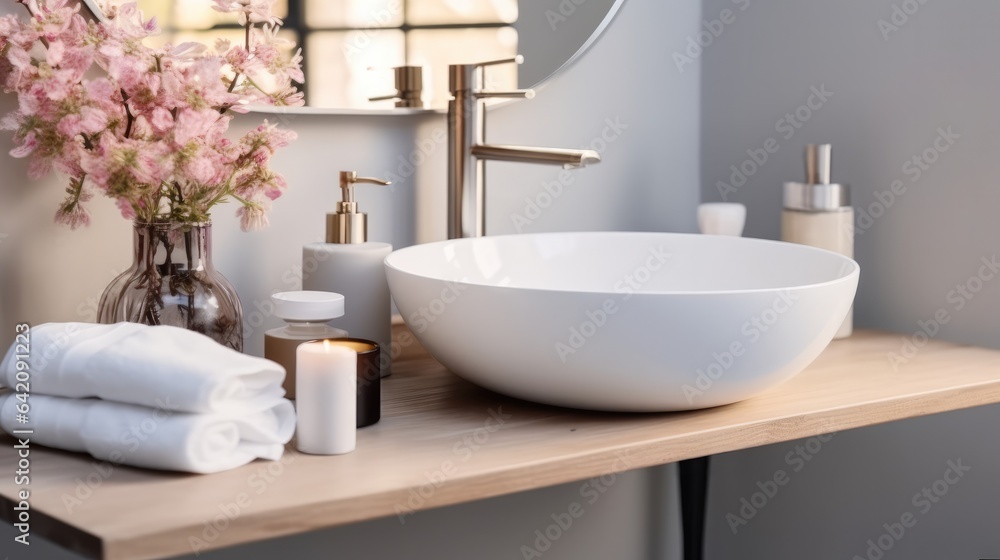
[{"xmin": 303, "ymin": 171, "xmax": 393, "ymax": 377}]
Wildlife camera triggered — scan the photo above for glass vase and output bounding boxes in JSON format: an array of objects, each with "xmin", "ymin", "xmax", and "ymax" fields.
[{"xmin": 97, "ymin": 221, "xmax": 244, "ymax": 351}]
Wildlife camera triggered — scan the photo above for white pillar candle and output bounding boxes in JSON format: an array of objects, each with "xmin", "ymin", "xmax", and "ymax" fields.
[{"xmin": 295, "ymin": 340, "xmax": 357, "ymax": 455}]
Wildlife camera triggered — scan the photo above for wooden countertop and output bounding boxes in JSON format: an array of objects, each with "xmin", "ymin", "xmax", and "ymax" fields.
[{"xmin": 4, "ymin": 327, "xmax": 1000, "ymax": 559}]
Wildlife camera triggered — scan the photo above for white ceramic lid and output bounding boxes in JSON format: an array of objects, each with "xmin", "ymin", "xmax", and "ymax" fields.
[
  {"xmin": 697, "ymin": 202, "xmax": 747, "ymax": 237},
  {"xmin": 272, "ymin": 291, "xmax": 345, "ymax": 322}
]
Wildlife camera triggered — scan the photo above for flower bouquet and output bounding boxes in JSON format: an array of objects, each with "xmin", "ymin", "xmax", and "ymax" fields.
[{"xmin": 0, "ymin": 0, "xmax": 304, "ymax": 350}]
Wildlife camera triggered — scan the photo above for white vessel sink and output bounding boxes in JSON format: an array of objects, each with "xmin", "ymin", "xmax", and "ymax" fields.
[{"xmin": 385, "ymin": 232, "xmax": 859, "ymax": 412}]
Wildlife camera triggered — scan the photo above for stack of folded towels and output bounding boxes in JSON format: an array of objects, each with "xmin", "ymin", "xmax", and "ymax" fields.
[{"xmin": 0, "ymin": 322, "xmax": 295, "ymax": 474}]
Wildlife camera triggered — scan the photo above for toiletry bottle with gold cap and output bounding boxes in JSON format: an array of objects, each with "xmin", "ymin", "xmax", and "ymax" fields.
[
  {"xmin": 782, "ymin": 144, "xmax": 854, "ymax": 338},
  {"xmin": 303, "ymin": 172, "xmax": 393, "ymax": 377}
]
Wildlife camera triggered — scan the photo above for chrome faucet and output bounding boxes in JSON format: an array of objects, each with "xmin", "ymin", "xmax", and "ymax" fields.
[{"xmin": 447, "ymin": 56, "xmax": 602, "ymax": 239}]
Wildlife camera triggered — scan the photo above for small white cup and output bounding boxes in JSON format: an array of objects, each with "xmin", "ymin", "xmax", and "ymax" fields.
[{"xmin": 698, "ymin": 203, "xmax": 746, "ymax": 236}]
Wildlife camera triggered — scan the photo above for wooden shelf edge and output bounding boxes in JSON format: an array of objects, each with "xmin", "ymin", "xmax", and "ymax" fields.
[
  {"xmin": 12, "ymin": 328, "xmax": 1000, "ymax": 560},
  {"xmin": 104, "ymin": 379, "xmax": 1000, "ymax": 560}
]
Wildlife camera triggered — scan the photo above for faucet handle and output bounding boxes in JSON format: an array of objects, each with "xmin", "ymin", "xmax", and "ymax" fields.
[
  {"xmin": 475, "ymin": 56, "xmax": 535, "ymax": 99},
  {"xmin": 450, "ymin": 55, "xmax": 534, "ymax": 97},
  {"xmin": 477, "ymin": 89, "xmax": 535, "ymax": 100},
  {"xmin": 474, "ymin": 55, "xmax": 524, "ymax": 68}
]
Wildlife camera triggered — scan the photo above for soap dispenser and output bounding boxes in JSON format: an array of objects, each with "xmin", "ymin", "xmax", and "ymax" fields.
[
  {"xmin": 782, "ymin": 144, "xmax": 854, "ymax": 339},
  {"xmin": 303, "ymin": 172, "xmax": 393, "ymax": 377}
]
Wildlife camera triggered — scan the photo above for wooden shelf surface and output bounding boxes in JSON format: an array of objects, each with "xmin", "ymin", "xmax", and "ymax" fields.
[{"xmin": 3, "ymin": 327, "xmax": 1000, "ymax": 559}]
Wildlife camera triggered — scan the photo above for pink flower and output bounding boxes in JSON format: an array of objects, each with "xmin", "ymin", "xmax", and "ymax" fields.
[
  {"xmin": 16, "ymin": 90, "xmax": 39, "ymax": 116},
  {"xmin": 213, "ymin": 0, "xmax": 282, "ymax": 26},
  {"xmin": 0, "ymin": 14, "xmax": 20, "ymax": 37},
  {"xmin": 27, "ymin": 155, "xmax": 52, "ymax": 179},
  {"xmin": 0, "ymin": 113, "xmax": 18, "ymax": 131},
  {"xmin": 235, "ymin": 201, "xmax": 268, "ymax": 231},
  {"xmin": 6, "ymin": 45, "xmax": 32, "ymax": 71},
  {"xmin": 9, "ymin": 130, "xmax": 37, "ymax": 158},
  {"xmin": 249, "ymin": 25, "xmax": 303, "ymax": 89},
  {"xmin": 148, "ymin": 106, "xmax": 173, "ymax": 133},
  {"xmin": 39, "ymin": 72, "xmax": 74, "ymax": 101},
  {"xmin": 36, "ymin": 2, "xmax": 78, "ymax": 39},
  {"xmin": 263, "ymin": 173, "xmax": 286, "ymax": 200},
  {"xmin": 54, "ymin": 203, "xmax": 90, "ymax": 229},
  {"xmin": 81, "ymin": 136, "xmax": 169, "ymax": 192},
  {"xmin": 46, "ymin": 39, "xmax": 65, "ymax": 66},
  {"xmin": 56, "ymin": 105, "xmax": 107, "ymax": 138},
  {"xmin": 173, "ymin": 108, "xmax": 223, "ymax": 146},
  {"xmin": 270, "ymin": 86, "xmax": 304, "ymax": 107},
  {"xmin": 167, "ymin": 42, "xmax": 207, "ymax": 60},
  {"xmin": 59, "ymin": 44, "xmax": 96, "ymax": 82},
  {"xmin": 285, "ymin": 49, "xmax": 304, "ymax": 83},
  {"xmin": 253, "ymin": 43, "xmax": 279, "ymax": 67},
  {"xmin": 182, "ymin": 143, "xmax": 228, "ymax": 185},
  {"xmin": 54, "ymin": 176, "xmax": 92, "ymax": 229},
  {"xmin": 53, "ymin": 140, "xmax": 85, "ymax": 176},
  {"xmin": 111, "ymin": 2, "xmax": 158, "ymax": 40},
  {"xmin": 223, "ymin": 45, "xmax": 253, "ymax": 74},
  {"xmin": 84, "ymin": 78, "xmax": 117, "ymax": 105},
  {"xmin": 115, "ymin": 196, "xmax": 136, "ymax": 220},
  {"xmin": 105, "ymin": 49, "xmax": 152, "ymax": 93}
]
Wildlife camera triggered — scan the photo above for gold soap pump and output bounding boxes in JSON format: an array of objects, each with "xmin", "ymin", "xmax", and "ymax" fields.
[
  {"xmin": 327, "ymin": 171, "xmax": 392, "ymax": 244},
  {"xmin": 304, "ymin": 171, "xmax": 395, "ymax": 377}
]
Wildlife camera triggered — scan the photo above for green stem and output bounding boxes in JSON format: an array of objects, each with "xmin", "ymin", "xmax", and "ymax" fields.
[
  {"xmin": 62, "ymin": 174, "xmax": 88, "ymax": 213},
  {"xmin": 202, "ymin": 165, "xmax": 242, "ymax": 210},
  {"xmin": 238, "ymin": 74, "xmax": 279, "ymax": 99},
  {"xmin": 229, "ymin": 192, "xmax": 252, "ymax": 206}
]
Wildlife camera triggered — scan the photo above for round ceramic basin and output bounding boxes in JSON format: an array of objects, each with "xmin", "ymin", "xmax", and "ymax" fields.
[{"xmin": 385, "ymin": 232, "xmax": 859, "ymax": 412}]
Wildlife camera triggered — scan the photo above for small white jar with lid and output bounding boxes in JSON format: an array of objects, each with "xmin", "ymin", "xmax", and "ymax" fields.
[{"xmin": 264, "ymin": 291, "xmax": 348, "ymax": 398}]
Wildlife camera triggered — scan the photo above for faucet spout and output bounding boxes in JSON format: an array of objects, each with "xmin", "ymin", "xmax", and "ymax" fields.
[
  {"xmin": 447, "ymin": 56, "xmax": 605, "ymax": 239},
  {"xmin": 471, "ymin": 145, "xmax": 602, "ymax": 169}
]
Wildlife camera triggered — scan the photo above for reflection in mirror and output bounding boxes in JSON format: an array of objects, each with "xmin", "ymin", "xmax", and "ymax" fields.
[{"xmin": 123, "ymin": 0, "xmax": 622, "ymax": 110}]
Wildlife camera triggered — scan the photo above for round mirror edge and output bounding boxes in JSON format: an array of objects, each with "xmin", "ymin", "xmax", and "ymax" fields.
[
  {"xmin": 80, "ymin": 0, "xmax": 107, "ymax": 22},
  {"xmin": 523, "ymin": 0, "xmax": 627, "ymax": 96}
]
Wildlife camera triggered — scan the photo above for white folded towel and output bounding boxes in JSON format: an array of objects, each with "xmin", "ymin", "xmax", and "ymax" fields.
[
  {"xmin": 0, "ymin": 322, "xmax": 286, "ymax": 414},
  {"xmin": 0, "ymin": 391, "xmax": 295, "ymax": 473}
]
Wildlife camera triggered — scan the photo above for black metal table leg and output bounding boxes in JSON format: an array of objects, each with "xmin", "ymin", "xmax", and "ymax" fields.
[{"xmin": 679, "ymin": 456, "xmax": 710, "ymax": 560}]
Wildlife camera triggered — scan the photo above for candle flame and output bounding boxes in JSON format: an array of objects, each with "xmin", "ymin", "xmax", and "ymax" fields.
[{"xmin": 324, "ymin": 339, "xmax": 331, "ymax": 352}]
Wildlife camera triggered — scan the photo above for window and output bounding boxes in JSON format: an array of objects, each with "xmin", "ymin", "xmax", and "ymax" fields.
[{"xmin": 144, "ymin": 0, "xmax": 519, "ymax": 109}]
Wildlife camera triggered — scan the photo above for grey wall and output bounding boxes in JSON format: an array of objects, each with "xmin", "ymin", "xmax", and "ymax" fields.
[
  {"xmin": 0, "ymin": 0, "xmax": 700, "ymax": 558},
  {"xmin": 700, "ymin": 0, "xmax": 1000, "ymax": 558}
]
